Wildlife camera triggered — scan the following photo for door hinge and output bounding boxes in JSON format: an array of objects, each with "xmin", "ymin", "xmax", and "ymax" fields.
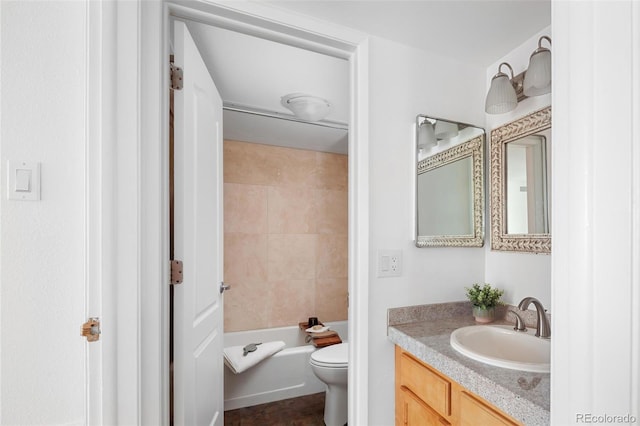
[
  {"xmin": 170, "ymin": 63, "xmax": 183, "ymax": 91},
  {"xmin": 81, "ymin": 317, "xmax": 101, "ymax": 342},
  {"xmin": 171, "ymin": 260, "xmax": 184, "ymax": 285}
]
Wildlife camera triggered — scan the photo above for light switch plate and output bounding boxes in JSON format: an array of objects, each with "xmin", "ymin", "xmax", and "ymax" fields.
[{"xmin": 8, "ymin": 161, "xmax": 40, "ymax": 201}]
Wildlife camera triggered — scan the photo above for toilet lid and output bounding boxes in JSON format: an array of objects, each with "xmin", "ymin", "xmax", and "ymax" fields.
[{"xmin": 310, "ymin": 342, "xmax": 348, "ymax": 367}]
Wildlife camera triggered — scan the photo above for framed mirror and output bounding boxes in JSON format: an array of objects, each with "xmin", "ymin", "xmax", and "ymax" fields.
[
  {"xmin": 415, "ymin": 116, "xmax": 485, "ymax": 247},
  {"xmin": 490, "ymin": 106, "xmax": 551, "ymax": 253}
]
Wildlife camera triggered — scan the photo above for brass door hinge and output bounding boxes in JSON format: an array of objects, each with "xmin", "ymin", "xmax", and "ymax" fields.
[
  {"xmin": 81, "ymin": 317, "xmax": 101, "ymax": 342},
  {"xmin": 171, "ymin": 260, "xmax": 183, "ymax": 285},
  {"xmin": 170, "ymin": 63, "xmax": 183, "ymax": 90}
]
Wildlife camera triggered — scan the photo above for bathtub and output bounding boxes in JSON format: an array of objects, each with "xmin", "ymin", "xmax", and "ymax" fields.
[{"xmin": 223, "ymin": 320, "xmax": 348, "ymax": 411}]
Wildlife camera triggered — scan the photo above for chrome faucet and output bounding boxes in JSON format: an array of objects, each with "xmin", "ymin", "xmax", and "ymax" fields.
[
  {"xmin": 509, "ymin": 310, "xmax": 527, "ymax": 332},
  {"xmin": 517, "ymin": 297, "xmax": 551, "ymax": 339}
]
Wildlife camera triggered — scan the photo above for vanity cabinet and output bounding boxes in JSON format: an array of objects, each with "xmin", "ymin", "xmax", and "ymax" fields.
[
  {"xmin": 395, "ymin": 346, "xmax": 522, "ymax": 426},
  {"xmin": 398, "ymin": 386, "xmax": 450, "ymax": 425}
]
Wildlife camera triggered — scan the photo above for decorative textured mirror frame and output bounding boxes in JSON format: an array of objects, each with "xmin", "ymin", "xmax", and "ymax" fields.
[
  {"xmin": 490, "ymin": 106, "xmax": 551, "ymax": 253},
  {"xmin": 416, "ymin": 135, "xmax": 485, "ymax": 247}
]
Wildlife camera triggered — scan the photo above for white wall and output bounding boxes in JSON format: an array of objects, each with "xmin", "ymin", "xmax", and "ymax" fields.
[
  {"xmin": 0, "ymin": 1, "xmax": 87, "ymax": 424},
  {"xmin": 551, "ymin": 2, "xmax": 640, "ymax": 423},
  {"xmin": 484, "ymin": 26, "xmax": 552, "ymax": 309},
  {"xmin": 367, "ymin": 36, "xmax": 486, "ymax": 425}
]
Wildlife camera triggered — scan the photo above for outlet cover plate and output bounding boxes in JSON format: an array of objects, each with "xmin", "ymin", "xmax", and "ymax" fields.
[{"xmin": 377, "ymin": 249, "xmax": 402, "ymax": 278}]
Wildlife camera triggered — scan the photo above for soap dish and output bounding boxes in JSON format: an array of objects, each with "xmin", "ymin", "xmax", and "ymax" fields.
[{"xmin": 305, "ymin": 325, "xmax": 330, "ymax": 333}]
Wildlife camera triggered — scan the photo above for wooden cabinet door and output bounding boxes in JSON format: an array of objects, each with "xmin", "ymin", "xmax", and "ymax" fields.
[
  {"xmin": 398, "ymin": 387, "xmax": 450, "ymax": 426},
  {"xmin": 399, "ymin": 352, "xmax": 451, "ymax": 418},
  {"xmin": 459, "ymin": 392, "xmax": 518, "ymax": 426}
]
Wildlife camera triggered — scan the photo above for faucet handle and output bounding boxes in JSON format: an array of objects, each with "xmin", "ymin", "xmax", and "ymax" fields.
[{"xmin": 509, "ymin": 310, "xmax": 527, "ymax": 332}]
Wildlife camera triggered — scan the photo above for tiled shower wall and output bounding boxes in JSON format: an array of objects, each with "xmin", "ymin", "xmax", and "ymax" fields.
[{"xmin": 223, "ymin": 140, "xmax": 348, "ymax": 332}]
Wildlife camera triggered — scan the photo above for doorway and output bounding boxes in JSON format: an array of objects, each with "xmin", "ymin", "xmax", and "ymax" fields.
[
  {"xmin": 171, "ymin": 17, "xmax": 349, "ymax": 421},
  {"xmin": 109, "ymin": 2, "xmax": 369, "ymax": 423}
]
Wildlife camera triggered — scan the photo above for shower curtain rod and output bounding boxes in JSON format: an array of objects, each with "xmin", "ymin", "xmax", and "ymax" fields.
[{"xmin": 222, "ymin": 102, "xmax": 349, "ymax": 131}]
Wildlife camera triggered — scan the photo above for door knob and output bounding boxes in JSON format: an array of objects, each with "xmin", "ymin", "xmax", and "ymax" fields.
[{"xmin": 220, "ymin": 282, "xmax": 231, "ymax": 294}]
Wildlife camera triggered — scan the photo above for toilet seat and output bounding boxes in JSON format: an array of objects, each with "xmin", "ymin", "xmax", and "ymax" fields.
[{"xmin": 310, "ymin": 342, "xmax": 348, "ymax": 368}]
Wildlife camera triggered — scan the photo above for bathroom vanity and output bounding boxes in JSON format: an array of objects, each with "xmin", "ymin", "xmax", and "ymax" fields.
[
  {"xmin": 388, "ymin": 302, "xmax": 550, "ymax": 425},
  {"xmin": 396, "ymin": 346, "xmax": 522, "ymax": 425}
]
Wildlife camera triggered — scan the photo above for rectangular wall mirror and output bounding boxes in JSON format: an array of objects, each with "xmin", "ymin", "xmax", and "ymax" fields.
[
  {"xmin": 415, "ymin": 116, "xmax": 485, "ymax": 247},
  {"xmin": 490, "ymin": 106, "xmax": 551, "ymax": 253}
]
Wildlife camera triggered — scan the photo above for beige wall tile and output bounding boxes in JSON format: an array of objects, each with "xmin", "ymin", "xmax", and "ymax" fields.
[
  {"xmin": 316, "ymin": 234, "xmax": 348, "ymax": 279},
  {"xmin": 224, "ymin": 183, "xmax": 268, "ymax": 234},
  {"xmin": 224, "ymin": 140, "xmax": 317, "ymax": 188},
  {"xmin": 268, "ymin": 234, "xmax": 317, "ymax": 281},
  {"xmin": 224, "ymin": 141, "xmax": 348, "ymax": 331},
  {"xmin": 315, "ymin": 189, "xmax": 348, "ymax": 234},
  {"xmin": 271, "ymin": 147, "xmax": 317, "ymax": 188},
  {"xmin": 316, "ymin": 152, "xmax": 348, "ymax": 191},
  {"xmin": 224, "ymin": 233, "xmax": 268, "ymax": 284},
  {"xmin": 268, "ymin": 186, "xmax": 316, "ymax": 234},
  {"xmin": 224, "ymin": 140, "xmax": 277, "ymax": 186},
  {"xmin": 315, "ymin": 278, "xmax": 348, "ymax": 322},
  {"xmin": 224, "ymin": 280, "xmax": 270, "ymax": 332},
  {"xmin": 267, "ymin": 279, "xmax": 315, "ymax": 328}
]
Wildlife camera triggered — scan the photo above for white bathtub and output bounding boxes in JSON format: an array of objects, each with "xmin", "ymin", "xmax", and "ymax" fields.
[{"xmin": 223, "ymin": 320, "xmax": 348, "ymax": 411}]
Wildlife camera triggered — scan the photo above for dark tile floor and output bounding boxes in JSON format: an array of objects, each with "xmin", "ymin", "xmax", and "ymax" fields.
[{"xmin": 224, "ymin": 393, "xmax": 326, "ymax": 426}]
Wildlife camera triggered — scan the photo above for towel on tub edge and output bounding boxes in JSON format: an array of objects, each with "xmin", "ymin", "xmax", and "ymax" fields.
[{"xmin": 223, "ymin": 340, "xmax": 286, "ymax": 374}]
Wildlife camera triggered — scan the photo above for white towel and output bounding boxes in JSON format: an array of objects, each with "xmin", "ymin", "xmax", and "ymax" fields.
[{"xmin": 223, "ymin": 340, "xmax": 285, "ymax": 374}]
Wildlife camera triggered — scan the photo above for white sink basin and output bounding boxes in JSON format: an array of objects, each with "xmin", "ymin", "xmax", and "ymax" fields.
[{"xmin": 450, "ymin": 325, "xmax": 550, "ymax": 373}]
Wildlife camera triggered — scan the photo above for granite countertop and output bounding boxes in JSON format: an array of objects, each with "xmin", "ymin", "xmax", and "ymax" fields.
[{"xmin": 387, "ymin": 302, "xmax": 550, "ymax": 426}]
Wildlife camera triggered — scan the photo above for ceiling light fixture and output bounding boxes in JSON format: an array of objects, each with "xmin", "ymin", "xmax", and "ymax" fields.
[{"xmin": 281, "ymin": 93, "xmax": 332, "ymax": 122}]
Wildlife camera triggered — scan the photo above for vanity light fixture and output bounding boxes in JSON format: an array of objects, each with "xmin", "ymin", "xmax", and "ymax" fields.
[
  {"xmin": 417, "ymin": 118, "xmax": 437, "ymax": 149},
  {"xmin": 523, "ymin": 36, "xmax": 552, "ymax": 97},
  {"xmin": 434, "ymin": 120, "xmax": 459, "ymax": 140},
  {"xmin": 485, "ymin": 62, "xmax": 518, "ymax": 114},
  {"xmin": 485, "ymin": 36, "xmax": 552, "ymax": 114},
  {"xmin": 281, "ymin": 93, "xmax": 332, "ymax": 122}
]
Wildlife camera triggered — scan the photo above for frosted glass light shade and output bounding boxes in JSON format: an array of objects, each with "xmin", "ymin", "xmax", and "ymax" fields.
[
  {"xmin": 418, "ymin": 122, "xmax": 437, "ymax": 149},
  {"xmin": 434, "ymin": 120, "xmax": 459, "ymax": 139},
  {"xmin": 485, "ymin": 73, "xmax": 517, "ymax": 114},
  {"xmin": 523, "ymin": 49, "xmax": 551, "ymax": 96},
  {"xmin": 281, "ymin": 93, "xmax": 332, "ymax": 121}
]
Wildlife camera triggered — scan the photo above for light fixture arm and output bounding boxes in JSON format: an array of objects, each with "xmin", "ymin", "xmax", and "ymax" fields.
[
  {"xmin": 496, "ymin": 62, "xmax": 515, "ymax": 80},
  {"xmin": 531, "ymin": 36, "xmax": 552, "ymax": 56},
  {"xmin": 491, "ymin": 62, "xmax": 519, "ymax": 93},
  {"xmin": 538, "ymin": 35, "xmax": 552, "ymax": 49}
]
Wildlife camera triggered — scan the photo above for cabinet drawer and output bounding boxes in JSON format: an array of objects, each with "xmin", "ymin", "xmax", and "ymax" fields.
[
  {"xmin": 400, "ymin": 387, "xmax": 451, "ymax": 426},
  {"xmin": 399, "ymin": 352, "xmax": 451, "ymax": 418},
  {"xmin": 459, "ymin": 392, "xmax": 518, "ymax": 426}
]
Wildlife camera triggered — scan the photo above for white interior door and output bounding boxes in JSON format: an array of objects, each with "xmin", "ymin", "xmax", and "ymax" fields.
[{"xmin": 173, "ymin": 20, "xmax": 225, "ymax": 426}]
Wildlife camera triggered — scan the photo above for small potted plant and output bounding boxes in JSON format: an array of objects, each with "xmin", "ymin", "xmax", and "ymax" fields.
[{"xmin": 465, "ymin": 283, "xmax": 504, "ymax": 323}]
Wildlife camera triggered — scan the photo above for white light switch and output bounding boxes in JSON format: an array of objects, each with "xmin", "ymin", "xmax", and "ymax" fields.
[
  {"xmin": 8, "ymin": 161, "xmax": 40, "ymax": 201},
  {"xmin": 15, "ymin": 169, "xmax": 31, "ymax": 192}
]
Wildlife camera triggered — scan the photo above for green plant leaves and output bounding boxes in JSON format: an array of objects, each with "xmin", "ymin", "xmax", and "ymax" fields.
[{"xmin": 465, "ymin": 283, "xmax": 504, "ymax": 310}]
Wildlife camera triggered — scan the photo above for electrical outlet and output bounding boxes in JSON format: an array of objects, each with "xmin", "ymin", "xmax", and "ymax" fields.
[{"xmin": 378, "ymin": 249, "xmax": 402, "ymax": 277}]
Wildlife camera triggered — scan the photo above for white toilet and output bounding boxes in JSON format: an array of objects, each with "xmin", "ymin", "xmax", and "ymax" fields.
[{"xmin": 310, "ymin": 342, "xmax": 348, "ymax": 426}]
